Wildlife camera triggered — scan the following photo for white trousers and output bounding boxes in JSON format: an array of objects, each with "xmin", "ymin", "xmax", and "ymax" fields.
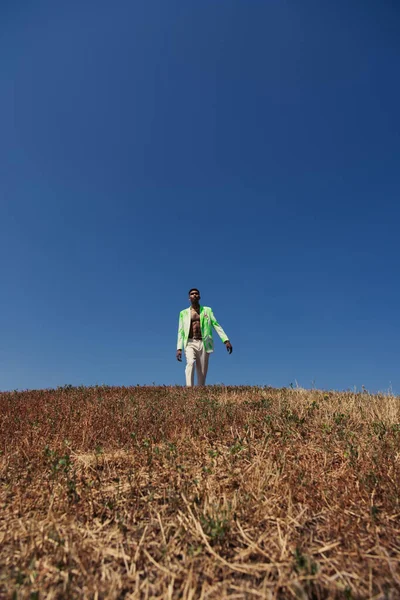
[{"xmin": 185, "ymin": 339, "xmax": 209, "ymax": 387}]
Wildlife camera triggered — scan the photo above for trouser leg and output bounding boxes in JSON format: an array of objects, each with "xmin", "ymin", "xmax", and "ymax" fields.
[
  {"xmin": 196, "ymin": 341, "xmax": 209, "ymax": 386},
  {"xmin": 184, "ymin": 340, "xmax": 196, "ymax": 387}
]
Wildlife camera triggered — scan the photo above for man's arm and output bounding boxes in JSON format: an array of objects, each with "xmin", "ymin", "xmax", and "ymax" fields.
[
  {"xmin": 210, "ymin": 309, "xmax": 233, "ymax": 354},
  {"xmin": 176, "ymin": 312, "xmax": 183, "ymax": 361}
]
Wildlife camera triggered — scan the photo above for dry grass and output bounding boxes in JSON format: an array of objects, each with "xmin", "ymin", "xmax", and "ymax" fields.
[{"xmin": 1, "ymin": 385, "xmax": 399, "ymax": 599}]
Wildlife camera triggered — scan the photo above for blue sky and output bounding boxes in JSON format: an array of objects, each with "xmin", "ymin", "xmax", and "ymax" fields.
[{"xmin": 1, "ymin": 0, "xmax": 399, "ymax": 393}]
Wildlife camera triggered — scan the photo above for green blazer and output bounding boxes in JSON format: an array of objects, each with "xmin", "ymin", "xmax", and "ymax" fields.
[{"xmin": 177, "ymin": 305, "xmax": 229, "ymax": 353}]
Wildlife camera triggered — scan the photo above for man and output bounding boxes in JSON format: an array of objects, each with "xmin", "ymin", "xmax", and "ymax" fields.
[{"xmin": 176, "ymin": 288, "xmax": 232, "ymax": 387}]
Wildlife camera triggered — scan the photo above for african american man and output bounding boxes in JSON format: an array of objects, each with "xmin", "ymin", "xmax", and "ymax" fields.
[{"xmin": 176, "ymin": 288, "xmax": 232, "ymax": 386}]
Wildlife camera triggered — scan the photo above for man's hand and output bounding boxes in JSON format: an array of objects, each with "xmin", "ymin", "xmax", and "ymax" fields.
[
  {"xmin": 225, "ymin": 341, "xmax": 233, "ymax": 354},
  {"xmin": 176, "ymin": 349, "xmax": 182, "ymax": 362}
]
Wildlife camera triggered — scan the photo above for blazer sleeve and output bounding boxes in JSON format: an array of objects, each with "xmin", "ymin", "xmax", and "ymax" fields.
[
  {"xmin": 210, "ymin": 309, "xmax": 229, "ymax": 343},
  {"xmin": 177, "ymin": 311, "xmax": 184, "ymax": 350}
]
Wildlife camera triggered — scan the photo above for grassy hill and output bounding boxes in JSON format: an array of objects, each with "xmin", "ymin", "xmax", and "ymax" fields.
[{"xmin": 1, "ymin": 385, "xmax": 399, "ymax": 599}]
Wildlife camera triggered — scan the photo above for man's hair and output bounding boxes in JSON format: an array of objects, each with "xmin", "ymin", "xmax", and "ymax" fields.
[{"xmin": 188, "ymin": 288, "xmax": 200, "ymax": 295}]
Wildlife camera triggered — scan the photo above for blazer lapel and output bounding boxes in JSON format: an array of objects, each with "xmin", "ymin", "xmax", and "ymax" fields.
[
  {"xmin": 199, "ymin": 305, "xmax": 205, "ymax": 336},
  {"xmin": 184, "ymin": 307, "xmax": 191, "ymax": 340}
]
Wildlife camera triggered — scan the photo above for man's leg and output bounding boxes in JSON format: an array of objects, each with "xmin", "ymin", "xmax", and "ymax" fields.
[
  {"xmin": 196, "ymin": 341, "xmax": 209, "ymax": 386},
  {"xmin": 184, "ymin": 339, "xmax": 196, "ymax": 387}
]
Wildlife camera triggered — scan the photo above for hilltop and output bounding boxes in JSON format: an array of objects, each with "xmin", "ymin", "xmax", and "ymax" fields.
[{"xmin": 1, "ymin": 385, "xmax": 399, "ymax": 598}]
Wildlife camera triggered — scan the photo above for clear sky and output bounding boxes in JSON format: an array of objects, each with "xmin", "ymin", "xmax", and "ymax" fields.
[{"xmin": 1, "ymin": 1, "xmax": 399, "ymax": 393}]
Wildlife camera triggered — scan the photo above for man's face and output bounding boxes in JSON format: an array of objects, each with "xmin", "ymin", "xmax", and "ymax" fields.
[{"xmin": 189, "ymin": 290, "xmax": 200, "ymax": 305}]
